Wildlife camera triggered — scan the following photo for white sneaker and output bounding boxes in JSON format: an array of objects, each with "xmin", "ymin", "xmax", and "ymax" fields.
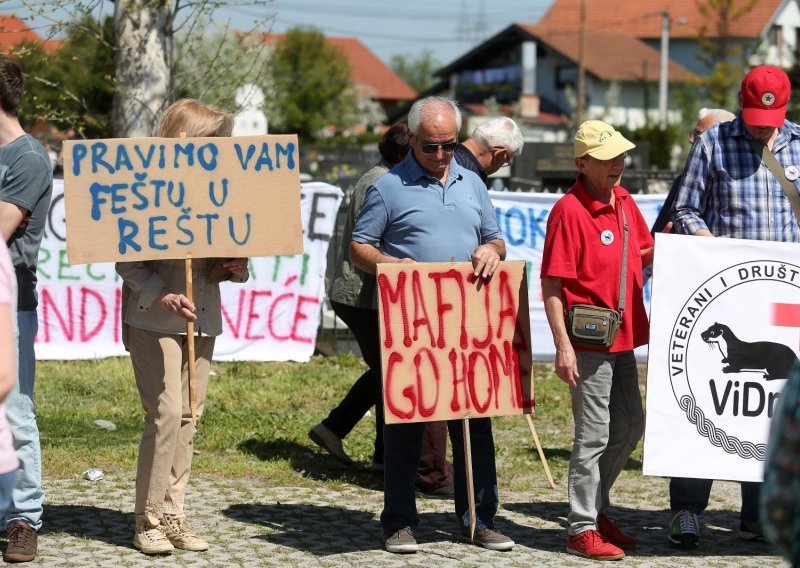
[
  {"xmin": 133, "ymin": 515, "xmax": 173, "ymax": 555},
  {"xmin": 161, "ymin": 515, "xmax": 208, "ymax": 552},
  {"xmin": 161, "ymin": 515, "xmax": 209, "ymax": 551}
]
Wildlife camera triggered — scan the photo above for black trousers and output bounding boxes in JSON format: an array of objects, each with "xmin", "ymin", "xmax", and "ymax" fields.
[{"xmin": 323, "ymin": 301, "xmax": 384, "ymax": 462}]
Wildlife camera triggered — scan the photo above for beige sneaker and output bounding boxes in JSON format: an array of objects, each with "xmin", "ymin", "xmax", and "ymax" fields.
[
  {"xmin": 133, "ymin": 515, "xmax": 173, "ymax": 555},
  {"xmin": 161, "ymin": 514, "xmax": 209, "ymax": 551}
]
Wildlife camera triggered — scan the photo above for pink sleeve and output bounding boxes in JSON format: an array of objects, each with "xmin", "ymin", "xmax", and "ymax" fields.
[{"xmin": 0, "ymin": 245, "xmax": 13, "ymax": 306}]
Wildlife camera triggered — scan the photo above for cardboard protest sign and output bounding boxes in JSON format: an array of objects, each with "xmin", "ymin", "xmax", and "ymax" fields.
[
  {"xmin": 644, "ymin": 233, "xmax": 800, "ymax": 482},
  {"xmin": 377, "ymin": 261, "xmax": 533, "ymax": 424},
  {"xmin": 63, "ymin": 135, "xmax": 302, "ymax": 264}
]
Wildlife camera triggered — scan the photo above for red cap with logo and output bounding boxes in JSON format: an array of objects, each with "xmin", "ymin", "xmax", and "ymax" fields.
[{"xmin": 740, "ymin": 65, "xmax": 790, "ymax": 128}]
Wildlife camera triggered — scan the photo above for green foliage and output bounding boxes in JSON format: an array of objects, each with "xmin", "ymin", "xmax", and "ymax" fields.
[
  {"xmin": 389, "ymin": 49, "xmax": 441, "ymax": 93},
  {"xmin": 618, "ymin": 124, "xmax": 681, "ymax": 169},
  {"xmin": 694, "ymin": 0, "xmax": 758, "ymax": 109},
  {"xmin": 785, "ymin": 54, "xmax": 800, "ymax": 123},
  {"xmin": 269, "ymin": 27, "xmax": 356, "ymax": 142},
  {"xmin": 13, "ymin": 16, "xmax": 115, "ymax": 138}
]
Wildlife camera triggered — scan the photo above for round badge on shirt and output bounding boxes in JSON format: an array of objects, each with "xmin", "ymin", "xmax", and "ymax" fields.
[
  {"xmin": 600, "ymin": 230, "xmax": 614, "ymax": 246},
  {"xmin": 785, "ymin": 165, "xmax": 799, "ymax": 182}
]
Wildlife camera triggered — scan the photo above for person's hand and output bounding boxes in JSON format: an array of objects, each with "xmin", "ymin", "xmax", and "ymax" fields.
[
  {"xmin": 222, "ymin": 258, "xmax": 248, "ymax": 277},
  {"xmin": 471, "ymin": 244, "xmax": 501, "ymax": 279},
  {"xmin": 554, "ymin": 344, "xmax": 579, "ymax": 387},
  {"xmin": 158, "ymin": 290, "xmax": 197, "ymax": 321}
]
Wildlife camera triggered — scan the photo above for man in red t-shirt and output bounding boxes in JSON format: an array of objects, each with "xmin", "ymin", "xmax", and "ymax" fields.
[{"xmin": 540, "ymin": 120, "xmax": 654, "ymax": 561}]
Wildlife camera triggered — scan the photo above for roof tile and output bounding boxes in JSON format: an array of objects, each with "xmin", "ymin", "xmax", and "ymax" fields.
[{"xmin": 536, "ymin": 0, "xmax": 783, "ymax": 39}]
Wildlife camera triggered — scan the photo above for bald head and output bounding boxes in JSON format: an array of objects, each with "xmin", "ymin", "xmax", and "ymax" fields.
[{"xmin": 691, "ymin": 108, "xmax": 736, "ymax": 142}]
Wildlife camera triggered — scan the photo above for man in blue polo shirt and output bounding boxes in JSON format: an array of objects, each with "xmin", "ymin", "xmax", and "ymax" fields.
[{"xmin": 350, "ymin": 96, "xmax": 513, "ymax": 554}]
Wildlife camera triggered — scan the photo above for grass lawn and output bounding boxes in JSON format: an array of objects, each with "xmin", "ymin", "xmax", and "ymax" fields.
[{"xmin": 37, "ymin": 356, "xmax": 645, "ymax": 492}]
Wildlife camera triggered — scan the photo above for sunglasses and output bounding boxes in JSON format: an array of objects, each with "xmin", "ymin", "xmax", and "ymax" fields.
[
  {"xmin": 495, "ymin": 147, "xmax": 513, "ymax": 167},
  {"xmin": 417, "ymin": 140, "xmax": 459, "ymax": 154}
]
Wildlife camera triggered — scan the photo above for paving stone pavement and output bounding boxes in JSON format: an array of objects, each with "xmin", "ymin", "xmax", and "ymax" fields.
[{"xmin": 9, "ymin": 472, "xmax": 786, "ymax": 567}]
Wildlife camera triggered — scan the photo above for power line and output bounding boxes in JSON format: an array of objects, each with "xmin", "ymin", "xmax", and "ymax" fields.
[{"xmin": 226, "ymin": 1, "xmax": 547, "ymax": 24}]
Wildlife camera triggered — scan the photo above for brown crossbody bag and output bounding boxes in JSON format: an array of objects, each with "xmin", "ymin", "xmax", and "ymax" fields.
[{"xmin": 566, "ymin": 205, "xmax": 628, "ymax": 349}]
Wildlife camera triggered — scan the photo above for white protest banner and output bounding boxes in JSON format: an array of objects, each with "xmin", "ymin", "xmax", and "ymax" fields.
[
  {"xmin": 36, "ymin": 180, "xmax": 342, "ymax": 362},
  {"xmin": 644, "ymin": 233, "xmax": 800, "ymax": 481},
  {"xmin": 377, "ymin": 261, "xmax": 533, "ymax": 424},
  {"xmin": 63, "ymin": 135, "xmax": 302, "ymax": 263},
  {"xmin": 33, "ymin": 185, "xmax": 668, "ymax": 361},
  {"xmin": 489, "ymin": 190, "xmax": 665, "ymax": 360}
]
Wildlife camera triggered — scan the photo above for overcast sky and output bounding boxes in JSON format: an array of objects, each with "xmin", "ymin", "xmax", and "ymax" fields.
[{"xmin": 7, "ymin": 0, "xmax": 555, "ymax": 66}]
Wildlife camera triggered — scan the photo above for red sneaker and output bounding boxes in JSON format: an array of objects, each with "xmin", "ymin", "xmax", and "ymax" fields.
[
  {"xmin": 567, "ymin": 529, "xmax": 625, "ymax": 560},
  {"xmin": 597, "ymin": 513, "xmax": 636, "ymax": 549}
]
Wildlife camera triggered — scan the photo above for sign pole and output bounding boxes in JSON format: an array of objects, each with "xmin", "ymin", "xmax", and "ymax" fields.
[
  {"xmin": 462, "ymin": 417, "xmax": 477, "ymax": 541},
  {"xmin": 185, "ymin": 256, "xmax": 197, "ymax": 426},
  {"xmin": 525, "ymin": 415, "xmax": 555, "ymax": 489}
]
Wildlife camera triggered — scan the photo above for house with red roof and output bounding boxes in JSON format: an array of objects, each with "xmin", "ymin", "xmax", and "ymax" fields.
[
  {"xmin": 427, "ymin": 22, "xmax": 695, "ymax": 136},
  {"xmin": 0, "ymin": 14, "xmax": 61, "ymax": 53},
  {"xmin": 536, "ymin": 0, "xmax": 798, "ymax": 75},
  {"xmin": 420, "ymin": 0, "xmax": 799, "ymax": 137}
]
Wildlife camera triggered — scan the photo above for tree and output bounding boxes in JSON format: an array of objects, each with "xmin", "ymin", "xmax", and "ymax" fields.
[
  {"xmin": 12, "ymin": 15, "xmax": 115, "ymax": 138},
  {"xmin": 173, "ymin": 23, "xmax": 272, "ymax": 116},
  {"xmin": 13, "ymin": 1, "xmax": 275, "ymax": 137},
  {"xmin": 268, "ymin": 27, "xmax": 355, "ymax": 141},
  {"xmin": 695, "ymin": 0, "xmax": 759, "ymax": 109},
  {"xmin": 111, "ymin": 1, "xmax": 173, "ymax": 137},
  {"xmin": 389, "ymin": 49, "xmax": 441, "ymax": 93}
]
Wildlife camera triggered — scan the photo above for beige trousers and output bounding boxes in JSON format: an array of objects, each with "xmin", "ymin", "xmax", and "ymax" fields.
[{"xmin": 126, "ymin": 326, "xmax": 215, "ymax": 518}]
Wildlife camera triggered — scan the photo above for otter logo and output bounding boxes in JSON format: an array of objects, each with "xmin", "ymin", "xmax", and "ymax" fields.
[
  {"xmin": 668, "ymin": 260, "xmax": 800, "ymax": 461},
  {"xmin": 701, "ymin": 322, "xmax": 797, "ymax": 380},
  {"xmin": 598, "ymin": 131, "xmax": 613, "ymax": 142}
]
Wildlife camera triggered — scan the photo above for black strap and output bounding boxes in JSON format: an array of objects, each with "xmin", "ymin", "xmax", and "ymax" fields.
[{"xmin": 747, "ymin": 138, "xmax": 800, "ymax": 222}]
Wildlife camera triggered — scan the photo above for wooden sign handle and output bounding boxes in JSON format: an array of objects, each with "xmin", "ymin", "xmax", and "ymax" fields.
[
  {"xmin": 462, "ymin": 417, "xmax": 477, "ymax": 541},
  {"xmin": 177, "ymin": 132, "xmax": 198, "ymax": 426},
  {"xmin": 185, "ymin": 257, "xmax": 197, "ymax": 426},
  {"xmin": 526, "ymin": 414, "xmax": 556, "ymax": 489}
]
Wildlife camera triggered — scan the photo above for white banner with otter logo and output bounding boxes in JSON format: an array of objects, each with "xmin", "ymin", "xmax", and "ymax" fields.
[{"xmin": 644, "ymin": 233, "xmax": 800, "ymax": 481}]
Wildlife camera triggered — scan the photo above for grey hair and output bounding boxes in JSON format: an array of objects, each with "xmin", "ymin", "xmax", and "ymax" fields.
[
  {"xmin": 407, "ymin": 96, "xmax": 462, "ymax": 136},
  {"xmin": 697, "ymin": 107, "xmax": 736, "ymax": 122},
  {"xmin": 472, "ymin": 117, "xmax": 524, "ymax": 157}
]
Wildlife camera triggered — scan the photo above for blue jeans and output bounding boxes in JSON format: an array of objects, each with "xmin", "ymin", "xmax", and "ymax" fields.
[
  {"xmin": 567, "ymin": 350, "xmax": 644, "ymax": 535},
  {"xmin": 0, "ymin": 470, "xmax": 18, "ymax": 519},
  {"xmin": 381, "ymin": 418, "xmax": 498, "ymax": 532},
  {"xmin": 670, "ymin": 477, "xmax": 760, "ymax": 522},
  {"xmin": 5, "ymin": 311, "xmax": 43, "ymax": 530}
]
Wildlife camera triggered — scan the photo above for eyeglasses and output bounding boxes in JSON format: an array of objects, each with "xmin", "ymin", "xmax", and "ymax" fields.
[
  {"xmin": 416, "ymin": 138, "xmax": 459, "ymax": 154},
  {"xmin": 495, "ymin": 147, "xmax": 514, "ymax": 168}
]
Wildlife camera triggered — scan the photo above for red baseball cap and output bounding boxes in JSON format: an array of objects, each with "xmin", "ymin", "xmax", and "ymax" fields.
[{"xmin": 740, "ymin": 65, "xmax": 790, "ymax": 127}]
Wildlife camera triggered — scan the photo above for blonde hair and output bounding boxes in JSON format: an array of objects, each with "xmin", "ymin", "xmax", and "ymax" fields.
[{"xmin": 155, "ymin": 98, "xmax": 233, "ymax": 138}]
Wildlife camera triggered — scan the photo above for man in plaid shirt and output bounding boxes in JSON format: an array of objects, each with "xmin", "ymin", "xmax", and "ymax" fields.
[{"xmin": 669, "ymin": 65, "xmax": 800, "ymax": 549}]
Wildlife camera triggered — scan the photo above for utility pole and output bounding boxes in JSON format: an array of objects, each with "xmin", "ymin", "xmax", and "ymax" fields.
[
  {"xmin": 658, "ymin": 11, "xmax": 669, "ymax": 128},
  {"xmin": 576, "ymin": 0, "xmax": 586, "ymax": 124}
]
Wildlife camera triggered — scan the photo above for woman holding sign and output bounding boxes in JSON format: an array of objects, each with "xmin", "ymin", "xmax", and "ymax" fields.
[{"xmin": 116, "ymin": 99, "xmax": 249, "ymax": 555}]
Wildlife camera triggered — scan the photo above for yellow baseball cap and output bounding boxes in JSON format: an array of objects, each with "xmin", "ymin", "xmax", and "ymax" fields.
[{"xmin": 574, "ymin": 120, "xmax": 635, "ymax": 160}]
